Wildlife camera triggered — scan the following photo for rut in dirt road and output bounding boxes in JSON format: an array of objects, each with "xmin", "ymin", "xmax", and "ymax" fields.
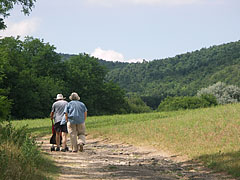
[{"xmin": 38, "ymin": 136, "xmax": 235, "ymax": 180}]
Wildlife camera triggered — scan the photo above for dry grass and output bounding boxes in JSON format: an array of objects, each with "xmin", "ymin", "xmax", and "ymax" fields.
[
  {"xmin": 87, "ymin": 103, "xmax": 240, "ymax": 177},
  {"xmin": 11, "ymin": 103, "xmax": 240, "ymax": 177}
]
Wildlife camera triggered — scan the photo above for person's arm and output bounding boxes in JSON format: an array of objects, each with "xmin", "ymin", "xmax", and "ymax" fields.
[
  {"xmin": 51, "ymin": 104, "xmax": 55, "ymax": 123},
  {"xmin": 65, "ymin": 113, "xmax": 68, "ymax": 122},
  {"xmin": 84, "ymin": 111, "xmax": 87, "ymax": 121},
  {"xmin": 50, "ymin": 112, "xmax": 54, "ymax": 120}
]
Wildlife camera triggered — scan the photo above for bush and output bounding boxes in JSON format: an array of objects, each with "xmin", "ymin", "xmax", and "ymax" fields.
[
  {"xmin": 157, "ymin": 95, "xmax": 217, "ymax": 112},
  {"xmin": 199, "ymin": 94, "xmax": 218, "ymax": 106},
  {"xmin": 0, "ymin": 122, "xmax": 55, "ymax": 180},
  {"xmin": 197, "ymin": 82, "xmax": 240, "ymax": 105},
  {"xmin": 126, "ymin": 96, "xmax": 152, "ymax": 113},
  {"xmin": 0, "ymin": 95, "xmax": 11, "ymax": 122}
]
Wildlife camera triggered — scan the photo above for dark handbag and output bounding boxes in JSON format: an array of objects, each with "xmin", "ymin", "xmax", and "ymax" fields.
[{"xmin": 50, "ymin": 123, "xmax": 62, "ymax": 145}]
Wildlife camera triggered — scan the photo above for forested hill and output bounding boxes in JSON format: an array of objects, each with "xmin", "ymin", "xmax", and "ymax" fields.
[
  {"xmin": 105, "ymin": 41, "xmax": 240, "ymax": 108},
  {"xmin": 59, "ymin": 53, "xmax": 129, "ymax": 71}
]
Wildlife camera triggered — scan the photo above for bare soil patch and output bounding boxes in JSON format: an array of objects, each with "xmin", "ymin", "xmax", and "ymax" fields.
[{"xmin": 38, "ymin": 136, "xmax": 235, "ymax": 180}]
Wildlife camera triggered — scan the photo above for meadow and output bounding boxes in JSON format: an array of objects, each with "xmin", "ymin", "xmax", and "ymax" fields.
[{"xmin": 12, "ymin": 103, "xmax": 240, "ymax": 178}]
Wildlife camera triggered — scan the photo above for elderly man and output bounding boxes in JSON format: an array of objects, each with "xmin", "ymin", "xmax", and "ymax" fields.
[
  {"xmin": 50, "ymin": 94, "xmax": 68, "ymax": 152},
  {"xmin": 64, "ymin": 92, "xmax": 87, "ymax": 152}
]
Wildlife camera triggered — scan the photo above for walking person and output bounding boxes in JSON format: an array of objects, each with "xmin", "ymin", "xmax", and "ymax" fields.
[
  {"xmin": 50, "ymin": 94, "xmax": 68, "ymax": 152},
  {"xmin": 64, "ymin": 92, "xmax": 87, "ymax": 152}
]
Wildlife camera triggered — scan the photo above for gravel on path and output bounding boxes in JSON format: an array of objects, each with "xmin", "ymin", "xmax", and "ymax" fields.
[{"xmin": 37, "ymin": 136, "xmax": 236, "ymax": 180}]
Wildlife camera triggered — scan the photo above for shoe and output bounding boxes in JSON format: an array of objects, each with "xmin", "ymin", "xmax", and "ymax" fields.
[
  {"xmin": 56, "ymin": 147, "xmax": 60, "ymax": 151},
  {"xmin": 51, "ymin": 146, "xmax": 55, "ymax": 151},
  {"xmin": 61, "ymin": 147, "xmax": 69, "ymax": 152},
  {"xmin": 79, "ymin": 144, "xmax": 83, "ymax": 152}
]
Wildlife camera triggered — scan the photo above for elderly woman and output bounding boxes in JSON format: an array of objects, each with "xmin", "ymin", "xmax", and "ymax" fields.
[
  {"xmin": 50, "ymin": 94, "xmax": 68, "ymax": 152},
  {"xmin": 64, "ymin": 92, "xmax": 87, "ymax": 152}
]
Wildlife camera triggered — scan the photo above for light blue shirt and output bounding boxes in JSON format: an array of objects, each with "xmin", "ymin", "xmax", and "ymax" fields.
[{"xmin": 64, "ymin": 100, "xmax": 87, "ymax": 124}]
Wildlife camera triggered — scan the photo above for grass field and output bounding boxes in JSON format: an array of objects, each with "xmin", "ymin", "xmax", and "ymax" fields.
[{"xmin": 12, "ymin": 103, "xmax": 240, "ymax": 178}]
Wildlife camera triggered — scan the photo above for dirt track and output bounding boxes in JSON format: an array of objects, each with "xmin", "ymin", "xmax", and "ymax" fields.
[{"xmin": 38, "ymin": 136, "xmax": 235, "ymax": 180}]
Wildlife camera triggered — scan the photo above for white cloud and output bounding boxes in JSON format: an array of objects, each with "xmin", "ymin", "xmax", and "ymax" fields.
[
  {"xmin": 91, "ymin": 48, "xmax": 143, "ymax": 63},
  {"xmin": 0, "ymin": 18, "xmax": 40, "ymax": 38},
  {"xmin": 85, "ymin": 0, "xmax": 210, "ymax": 6}
]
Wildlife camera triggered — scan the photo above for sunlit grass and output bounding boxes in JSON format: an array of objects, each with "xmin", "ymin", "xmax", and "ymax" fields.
[
  {"xmin": 11, "ymin": 103, "xmax": 240, "ymax": 177},
  {"xmin": 11, "ymin": 118, "xmax": 52, "ymax": 137},
  {"xmin": 86, "ymin": 103, "xmax": 240, "ymax": 177}
]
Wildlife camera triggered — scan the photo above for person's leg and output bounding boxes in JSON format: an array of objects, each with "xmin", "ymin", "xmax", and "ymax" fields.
[
  {"xmin": 76, "ymin": 123, "xmax": 86, "ymax": 151},
  {"xmin": 60, "ymin": 124, "xmax": 68, "ymax": 151},
  {"xmin": 55, "ymin": 132, "xmax": 61, "ymax": 150},
  {"xmin": 54, "ymin": 122, "xmax": 61, "ymax": 151},
  {"xmin": 67, "ymin": 122, "xmax": 78, "ymax": 152},
  {"xmin": 61, "ymin": 132, "xmax": 67, "ymax": 149}
]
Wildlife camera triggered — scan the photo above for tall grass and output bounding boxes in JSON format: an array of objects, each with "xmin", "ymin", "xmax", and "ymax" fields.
[
  {"xmin": 86, "ymin": 103, "xmax": 240, "ymax": 177},
  {"xmin": 11, "ymin": 118, "xmax": 52, "ymax": 137},
  {"xmin": 0, "ymin": 122, "xmax": 58, "ymax": 180},
  {"xmin": 11, "ymin": 103, "xmax": 240, "ymax": 178}
]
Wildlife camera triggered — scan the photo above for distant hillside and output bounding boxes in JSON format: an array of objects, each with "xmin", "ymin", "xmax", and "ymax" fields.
[
  {"xmin": 105, "ymin": 41, "xmax": 240, "ymax": 108},
  {"xmin": 98, "ymin": 59, "xmax": 129, "ymax": 71},
  {"xmin": 59, "ymin": 53, "xmax": 128, "ymax": 71}
]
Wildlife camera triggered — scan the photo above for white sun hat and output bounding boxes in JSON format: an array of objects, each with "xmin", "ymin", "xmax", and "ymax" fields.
[
  {"xmin": 55, "ymin": 94, "xmax": 66, "ymax": 100},
  {"xmin": 69, "ymin": 92, "xmax": 80, "ymax": 100}
]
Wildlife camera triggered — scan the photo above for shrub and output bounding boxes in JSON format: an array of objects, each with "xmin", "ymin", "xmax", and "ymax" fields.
[
  {"xmin": 126, "ymin": 96, "xmax": 152, "ymax": 113},
  {"xmin": 0, "ymin": 95, "xmax": 11, "ymax": 123},
  {"xmin": 157, "ymin": 95, "xmax": 216, "ymax": 112},
  {"xmin": 197, "ymin": 82, "xmax": 240, "ymax": 105},
  {"xmin": 0, "ymin": 122, "xmax": 55, "ymax": 180},
  {"xmin": 199, "ymin": 94, "xmax": 218, "ymax": 106}
]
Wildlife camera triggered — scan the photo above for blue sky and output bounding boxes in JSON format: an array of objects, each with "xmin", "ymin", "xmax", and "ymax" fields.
[{"xmin": 1, "ymin": 0, "xmax": 240, "ymax": 62}]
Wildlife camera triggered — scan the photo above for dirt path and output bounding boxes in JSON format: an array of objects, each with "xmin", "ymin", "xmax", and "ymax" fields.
[{"xmin": 38, "ymin": 136, "xmax": 235, "ymax": 180}]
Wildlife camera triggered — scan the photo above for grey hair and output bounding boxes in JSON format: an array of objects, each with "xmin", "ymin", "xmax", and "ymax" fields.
[{"xmin": 69, "ymin": 92, "xmax": 80, "ymax": 100}]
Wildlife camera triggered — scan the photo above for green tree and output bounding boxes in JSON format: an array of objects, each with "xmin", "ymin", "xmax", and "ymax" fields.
[
  {"xmin": 126, "ymin": 96, "xmax": 152, "ymax": 113},
  {"xmin": 64, "ymin": 54, "xmax": 128, "ymax": 115},
  {"xmin": 0, "ymin": 37, "xmax": 63, "ymax": 119},
  {"xmin": 0, "ymin": 0, "xmax": 36, "ymax": 30},
  {"xmin": 105, "ymin": 40, "xmax": 240, "ymax": 109},
  {"xmin": 98, "ymin": 82, "xmax": 127, "ymax": 115}
]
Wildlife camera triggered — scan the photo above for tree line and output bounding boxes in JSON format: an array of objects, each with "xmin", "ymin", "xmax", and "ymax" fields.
[
  {"xmin": 1, "ymin": 36, "xmax": 240, "ymax": 120},
  {"xmin": 0, "ymin": 37, "xmax": 133, "ymax": 120}
]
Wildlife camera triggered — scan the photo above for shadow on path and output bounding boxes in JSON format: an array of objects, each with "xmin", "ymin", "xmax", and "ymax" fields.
[{"xmin": 37, "ymin": 136, "xmax": 236, "ymax": 180}]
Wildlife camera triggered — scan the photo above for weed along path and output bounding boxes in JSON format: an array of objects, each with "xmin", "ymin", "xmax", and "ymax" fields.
[{"xmin": 38, "ymin": 136, "xmax": 235, "ymax": 180}]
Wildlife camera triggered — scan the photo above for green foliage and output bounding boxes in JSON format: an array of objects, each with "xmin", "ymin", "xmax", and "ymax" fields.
[
  {"xmin": 0, "ymin": 96, "xmax": 11, "ymax": 122},
  {"xmin": 98, "ymin": 59, "xmax": 128, "ymax": 71},
  {"xmin": 126, "ymin": 96, "xmax": 152, "ymax": 113},
  {"xmin": 63, "ymin": 54, "xmax": 128, "ymax": 116},
  {"xmin": 0, "ymin": 55, "xmax": 11, "ymax": 122},
  {"xmin": 199, "ymin": 94, "xmax": 218, "ymax": 106},
  {"xmin": 0, "ymin": 122, "xmax": 55, "ymax": 179},
  {"xmin": 0, "ymin": 0, "xmax": 36, "ymax": 29},
  {"xmin": 0, "ymin": 37, "xmax": 129, "ymax": 118},
  {"xmin": 157, "ymin": 96, "xmax": 217, "ymax": 111},
  {"xmin": 105, "ymin": 41, "xmax": 240, "ymax": 108},
  {"xmin": 0, "ymin": 37, "xmax": 65, "ymax": 119}
]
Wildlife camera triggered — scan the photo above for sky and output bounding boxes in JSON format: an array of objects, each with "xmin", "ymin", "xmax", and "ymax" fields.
[{"xmin": 1, "ymin": 0, "xmax": 240, "ymax": 63}]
